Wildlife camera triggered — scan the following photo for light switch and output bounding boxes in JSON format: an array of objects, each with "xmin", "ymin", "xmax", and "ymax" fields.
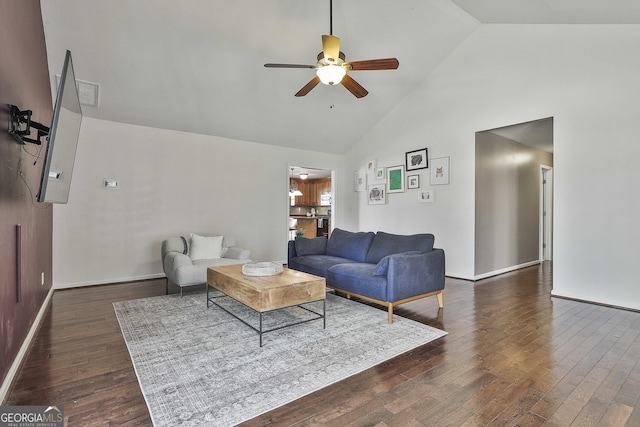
[{"xmin": 104, "ymin": 179, "xmax": 119, "ymax": 189}]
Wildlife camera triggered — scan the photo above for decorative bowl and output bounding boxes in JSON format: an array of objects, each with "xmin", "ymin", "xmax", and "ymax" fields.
[{"xmin": 242, "ymin": 262, "xmax": 283, "ymax": 277}]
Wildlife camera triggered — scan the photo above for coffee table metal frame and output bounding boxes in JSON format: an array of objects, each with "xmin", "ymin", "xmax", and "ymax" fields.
[
  {"xmin": 207, "ymin": 288, "xmax": 325, "ymax": 347},
  {"xmin": 206, "ymin": 265, "xmax": 326, "ymax": 347}
]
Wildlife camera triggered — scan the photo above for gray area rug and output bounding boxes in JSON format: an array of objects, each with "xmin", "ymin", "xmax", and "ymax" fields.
[{"xmin": 113, "ymin": 290, "xmax": 446, "ymax": 426}]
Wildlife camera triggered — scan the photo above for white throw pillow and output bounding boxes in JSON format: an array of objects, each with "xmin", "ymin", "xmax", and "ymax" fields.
[{"xmin": 189, "ymin": 234, "xmax": 224, "ymax": 261}]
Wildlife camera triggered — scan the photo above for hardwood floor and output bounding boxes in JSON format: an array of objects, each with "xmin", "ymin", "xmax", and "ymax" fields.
[{"xmin": 6, "ymin": 263, "xmax": 640, "ymax": 426}]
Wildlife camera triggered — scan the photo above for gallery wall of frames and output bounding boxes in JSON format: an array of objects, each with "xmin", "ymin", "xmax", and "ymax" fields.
[{"xmin": 355, "ymin": 148, "xmax": 450, "ymax": 205}]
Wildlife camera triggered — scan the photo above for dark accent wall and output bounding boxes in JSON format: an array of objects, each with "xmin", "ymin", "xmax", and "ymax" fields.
[{"xmin": 0, "ymin": 1, "xmax": 53, "ymax": 390}]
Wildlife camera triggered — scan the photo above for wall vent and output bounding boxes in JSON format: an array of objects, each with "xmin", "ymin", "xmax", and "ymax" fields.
[
  {"xmin": 55, "ymin": 75, "xmax": 100, "ymax": 107},
  {"xmin": 77, "ymin": 79, "xmax": 100, "ymax": 107}
]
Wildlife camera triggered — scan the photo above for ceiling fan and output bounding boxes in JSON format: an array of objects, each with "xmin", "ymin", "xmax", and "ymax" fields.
[{"xmin": 264, "ymin": 0, "xmax": 399, "ymax": 98}]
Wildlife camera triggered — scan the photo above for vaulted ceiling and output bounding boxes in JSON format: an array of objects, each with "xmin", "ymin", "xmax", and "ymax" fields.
[{"xmin": 40, "ymin": 1, "xmax": 640, "ymax": 154}]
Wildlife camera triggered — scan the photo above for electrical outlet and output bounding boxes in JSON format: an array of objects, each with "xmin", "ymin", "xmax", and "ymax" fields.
[{"xmin": 41, "ymin": 272, "xmax": 45, "ymax": 285}]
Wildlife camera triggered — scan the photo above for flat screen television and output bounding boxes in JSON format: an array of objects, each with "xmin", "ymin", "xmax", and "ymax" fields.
[{"xmin": 37, "ymin": 50, "xmax": 83, "ymax": 204}]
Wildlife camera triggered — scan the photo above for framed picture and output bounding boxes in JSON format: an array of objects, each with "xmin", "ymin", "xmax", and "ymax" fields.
[
  {"xmin": 354, "ymin": 169, "xmax": 365, "ymax": 192},
  {"xmin": 406, "ymin": 148, "xmax": 429, "ymax": 171},
  {"xmin": 375, "ymin": 167, "xmax": 385, "ymax": 180},
  {"xmin": 418, "ymin": 189, "xmax": 434, "ymax": 203},
  {"xmin": 366, "ymin": 160, "xmax": 376, "ymax": 174},
  {"xmin": 368, "ymin": 184, "xmax": 386, "ymax": 204},
  {"xmin": 387, "ymin": 165, "xmax": 405, "ymax": 193},
  {"xmin": 407, "ymin": 174, "xmax": 420, "ymax": 189},
  {"xmin": 430, "ymin": 157, "xmax": 450, "ymax": 185}
]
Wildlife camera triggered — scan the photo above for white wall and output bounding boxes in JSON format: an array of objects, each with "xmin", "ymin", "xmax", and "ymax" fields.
[
  {"xmin": 345, "ymin": 24, "xmax": 640, "ymax": 309},
  {"xmin": 53, "ymin": 118, "xmax": 345, "ymax": 288}
]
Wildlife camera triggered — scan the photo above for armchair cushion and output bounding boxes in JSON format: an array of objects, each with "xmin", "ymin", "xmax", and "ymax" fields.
[
  {"xmin": 189, "ymin": 233, "xmax": 223, "ymax": 261},
  {"xmin": 223, "ymin": 246, "xmax": 251, "ymax": 260}
]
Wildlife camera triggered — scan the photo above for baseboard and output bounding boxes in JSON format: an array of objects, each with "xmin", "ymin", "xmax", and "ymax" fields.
[
  {"xmin": 0, "ymin": 287, "xmax": 54, "ymax": 404},
  {"xmin": 551, "ymin": 291, "xmax": 640, "ymax": 313},
  {"xmin": 445, "ymin": 273, "xmax": 475, "ymax": 281},
  {"xmin": 473, "ymin": 260, "xmax": 541, "ymax": 281},
  {"xmin": 54, "ymin": 273, "xmax": 166, "ymax": 289}
]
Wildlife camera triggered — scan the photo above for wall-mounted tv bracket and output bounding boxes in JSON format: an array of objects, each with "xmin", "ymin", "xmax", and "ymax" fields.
[{"xmin": 8, "ymin": 104, "xmax": 49, "ymax": 145}]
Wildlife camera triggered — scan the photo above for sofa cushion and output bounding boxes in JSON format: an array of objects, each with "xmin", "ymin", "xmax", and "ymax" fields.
[
  {"xmin": 288, "ymin": 255, "xmax": 356, "ymax": 278},
  {"xmin": 327, "ymin": 263, "xmax": 388, "ymax": 301},
  {"xmin": 326, "ymin": 228, "xmax": 375, "ymax": 263},
  {"xmin": 189, "ymin": 234, "xmax": 223, "ymax": 261},
  {"xmin": 295, "ymin": 236, "xmax": 327, "ymax": 256},
  {"xmin": 373, "ymin": 251, "xmax": 423, "ymax": 276},
  {"xmin": 365, "ymin": 232, "xmax": 435, "ymax": 264}
]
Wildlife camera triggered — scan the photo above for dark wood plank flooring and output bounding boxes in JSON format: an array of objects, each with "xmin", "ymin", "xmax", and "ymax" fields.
[{"xmin": 6, "ymin": 262, "xmax": 640, "ymax": 426}]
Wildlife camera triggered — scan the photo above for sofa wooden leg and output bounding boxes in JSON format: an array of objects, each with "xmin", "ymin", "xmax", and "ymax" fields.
[
  {"xmin": 388, "ymin": 304, "xmax": 394, "ymax": 324},
  {"xmin": 437, "ymin": 291, "xmax": 444, "ymax": 308},
  {"xmin": 165, "ymin": 278, "xmax": 169, "ymax": 295}
]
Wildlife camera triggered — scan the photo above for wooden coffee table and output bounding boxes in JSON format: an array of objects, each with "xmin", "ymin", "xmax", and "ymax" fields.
[{"xmin": 207, "ymin": 264, "xmax": 326, "ymax": 346}]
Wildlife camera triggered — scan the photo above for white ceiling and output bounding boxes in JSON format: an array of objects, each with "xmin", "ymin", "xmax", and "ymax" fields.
[
  {"xmin": 291, "ymin": 166, "xmax": 331, "ymax": 180},
  {"xmin": 40, "ymin": 1, "xmax": 640, "ymax": 154},
  {"xmin": 483, "ymin": 117, "xmax": 554, "ymax": 153},
  {"xmin": 451, "ymin": 0, "xmax": 640, "ymax": 24}
]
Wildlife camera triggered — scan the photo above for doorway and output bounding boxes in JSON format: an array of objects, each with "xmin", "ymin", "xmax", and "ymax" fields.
[
  {"xmin": 474, "ymin": 117, "xmax": 554, "ymax": 278},
  {"xmin": 288, "ymin": 166, "xmax": 334, "ymax": 241}
]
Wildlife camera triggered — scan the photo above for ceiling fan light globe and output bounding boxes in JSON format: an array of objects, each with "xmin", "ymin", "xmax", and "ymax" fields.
[{"xmin": 316, "ymin": 65, "xmax": 346, "ymax": 86}]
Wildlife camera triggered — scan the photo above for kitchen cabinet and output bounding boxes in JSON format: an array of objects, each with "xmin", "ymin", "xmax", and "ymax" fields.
[
  {"xmin": 302, "ymin": 180, "xmax": 316, "ymax": 206},
  {"xmin": 315, "ymin": 178, "xmax": 331, "ymax": 199},
  {"xmin": 290, "ymin": 216, "xmax": 330, "ymax": 239},
  {"xmin": 293, "ymin": 217, "xmax": 316, "ymax": 238},
  {"xmin": 290, "ymin": 178, "xmax": 307, "ymax": 206},
  {"xmin": 290, "ymin": 178, "xmax": 302, "ymax": 206},
  {"xmin": 291, "ymin": 178, "xmax": 331, "ymax": 206}
]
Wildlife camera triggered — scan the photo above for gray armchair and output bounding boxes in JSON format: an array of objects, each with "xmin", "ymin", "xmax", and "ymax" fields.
[{"xmin": 161, "ymin": 234, "xmax": 251, "ymax": 296}]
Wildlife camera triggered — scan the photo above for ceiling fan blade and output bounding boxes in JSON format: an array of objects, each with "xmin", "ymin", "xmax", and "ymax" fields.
[
  {"xmin": 341, "ymin": 74, "xmax": 368, "ymax": 98},
  {"xmin": 346, "ymin": 58, "xmax": 400, "ymax": 71},
  {"xmin": 264, "ymin": 63, "xmax": 317, "ymax": 69},
  {"xmin": 295, "ymin": 76, "xmax": 321, "ymax": 97},
  {"xmin": 322, "ymin": 35, "xmax": 341, "ymax": 62}
]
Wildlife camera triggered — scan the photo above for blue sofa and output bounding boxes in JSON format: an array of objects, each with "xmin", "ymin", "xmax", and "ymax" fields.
[{"xmin": 287, "ymin": 228, "xmax": 445, "ymax": 323}]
